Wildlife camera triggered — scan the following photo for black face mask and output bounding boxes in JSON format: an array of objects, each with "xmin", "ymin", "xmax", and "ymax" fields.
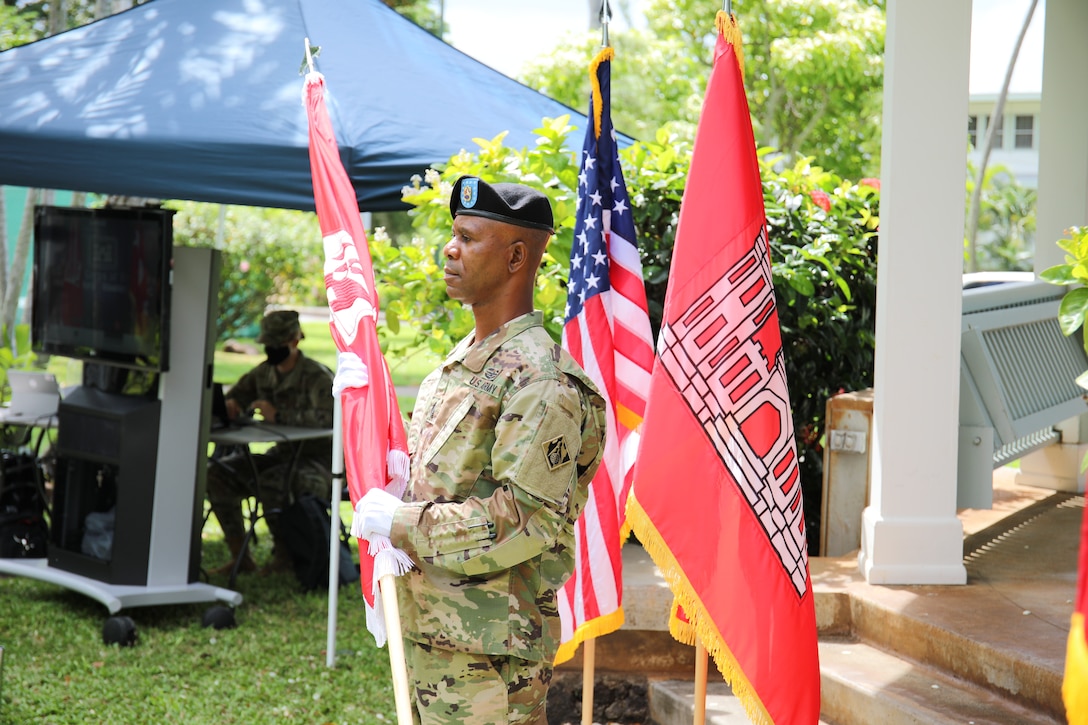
[{"xmin": 264, "ymin": 345, "xmax": 290, "ymax": 366}]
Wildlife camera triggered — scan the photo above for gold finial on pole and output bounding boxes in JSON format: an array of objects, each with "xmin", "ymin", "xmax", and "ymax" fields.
[{"xmin": 600, "ymin": 0, "xmax": 612, "ymax": 48}]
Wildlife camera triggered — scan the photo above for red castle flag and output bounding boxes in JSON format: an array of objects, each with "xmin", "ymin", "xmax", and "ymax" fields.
[
  {"xmin": 304, "ymin": 68, "xmax": 410, "ymax": 641},
  {"xmin": 556, "ymin": 46, "xmax": 655, "ymax": 663},
  {"xmin": 626, "ymin": 13, "xmax": 821, "ymax": 724},
  {"xmin": 1066, "ymin": 501, "xmax": 1088, "ymax": 725}
]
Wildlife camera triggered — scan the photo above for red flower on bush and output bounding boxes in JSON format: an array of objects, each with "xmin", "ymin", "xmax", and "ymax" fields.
[
  {"xmin": 859, "ymin": 177, "xmax": 881, "ymax": 191},
  {"xmin": 809, "ymin": 189, "xmax": 831, "ymax": 212},
  {"xmin": 798, "ymin": 423, "xmax": 820, "ymax": 446}
]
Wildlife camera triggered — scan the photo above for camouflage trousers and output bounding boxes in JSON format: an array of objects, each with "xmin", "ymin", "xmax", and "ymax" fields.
[
  {"xmin": 403, "ymin": 640, "xmax": 552, "ymax": 724},
  {"xmin": 206, "ymin": 444, "xmax": 331, "ymax": 543}
]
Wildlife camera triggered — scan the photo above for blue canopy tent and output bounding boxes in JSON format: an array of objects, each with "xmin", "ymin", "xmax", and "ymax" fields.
[
  {"xmin": 0, "ymin": 0, "xmax": 589, "ymax": 211},
  {"xmin": 0, "ymin": 0, "xmax": 599, "ymax": 666}
]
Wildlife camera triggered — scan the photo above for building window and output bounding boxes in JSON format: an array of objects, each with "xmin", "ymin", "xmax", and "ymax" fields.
[
  {"xmin": 1014, "ymin": 115, "xmax": 1034, "ymax": 149},
  {"xmin": 968, "ymin": 115, "xmax": 978, "ymax": 147},
  {"xmin": 986, "ymin": 115, "xmax": 1005, "ymax": 149}
]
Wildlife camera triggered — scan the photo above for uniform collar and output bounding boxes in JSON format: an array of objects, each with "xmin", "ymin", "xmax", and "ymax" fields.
[{"xmin": 447, "ymin": 312, "xmax": 543, "ymax": 373}]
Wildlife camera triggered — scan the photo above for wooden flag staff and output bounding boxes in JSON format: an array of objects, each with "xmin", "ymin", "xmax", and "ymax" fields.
[
  {"xmin": 304, "ymin": 36, "xmax": 412, "ymax": 725},
  {"xmin": 581, "ymin": 639, "xmax": 596, "ymax": 725},
  {"xmin": 380, "ymin": 573, "xmax": 413, "ymax": 724},
  {"xmin": 694, "ymin": 642, "xmax": 709, "ymax": 725}
]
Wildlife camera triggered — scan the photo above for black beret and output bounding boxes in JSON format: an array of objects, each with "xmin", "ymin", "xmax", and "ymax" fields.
[{"xmin": 449, "ymin": 176, "xmax": 554, "ymax": 232}]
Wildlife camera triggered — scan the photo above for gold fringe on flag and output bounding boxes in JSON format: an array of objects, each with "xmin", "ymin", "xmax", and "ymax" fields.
[
  {"xmin": 627, "ymin": 491, "xmax": 774, "ymax": 725},
  {"xmin": 715, "ymin": 11, "xmax": 745, "ymax": 78},
  {"xmin": 554, "ymin": 608, "xmax": 626, "ymax": 665},
  {"xmin": 589, "ymin": 47, "xmax": 615, "ymax": 140},
  {"xmin": 1067, "ymin": 612, "xmax": 1088, "ymax": 725}
]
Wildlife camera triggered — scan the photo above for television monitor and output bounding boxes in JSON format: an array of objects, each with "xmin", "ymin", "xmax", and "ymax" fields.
[{"xmin": 32, "ymin": 206, "xmax": 174, "ymax": 373}]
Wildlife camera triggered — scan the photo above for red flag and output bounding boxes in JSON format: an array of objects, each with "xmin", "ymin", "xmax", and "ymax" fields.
[
  {"xmin": 1066, "ymin": 502, "xmax": 1088, "ymax": 724},
  {"xmin": 556, "ymin": 47, "xmax": 655, "ymax": 663},
  {"xmin": 626, "ymin": 13, "xmax": 820, "ymax": 724},
  {"xmin": 304, "ymin": 71, "xmax": 409, "ymax": 621}
]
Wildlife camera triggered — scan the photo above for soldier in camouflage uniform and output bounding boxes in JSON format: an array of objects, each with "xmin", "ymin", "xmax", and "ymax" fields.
[
  {"xmin": 206, "ymin": 309, "xmax": 334, "ymax": 576},
  {"xmin": 354, "ymin": 177, "xmax": 606, "ymax": 724}
]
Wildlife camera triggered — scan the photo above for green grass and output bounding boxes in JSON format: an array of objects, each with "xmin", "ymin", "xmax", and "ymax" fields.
[
  {"xmin": 214, "ymin": 320, "xmax": 439, "ymax": 395},
  {"xmin": 0, "ymin": 520, "xmax": 399, "ymax": 724},
  {"xmin": 31, "ymin": 319, "xmax": 438, "ymax": 396},
  {"xmin": 0, "ymin": 319, "xmax": 438, "ymax": 722}
]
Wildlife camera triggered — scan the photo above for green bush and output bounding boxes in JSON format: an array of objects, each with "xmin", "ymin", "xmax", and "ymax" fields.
[
  {"xmin": 170, "ymin": 202, "xmax": 326, "ymax": 341},
  {"xmin": 763, "ymin": 163, "xmax": 879, "ymax": 549},
  {"xmin": 628, "ymin": 141, "xmax": 880, "ymax": 552},
  {"xmin": 1042, "ymin": 226, "xmax": 1088, "ymax": 388},
  {"xmin": 966, "ymin": 162, "xmax": 1037, "ymax": 273},
  {"xmin": 380, "ymin": 119, "xmax": 581, "ymax": 356},
  {"xmin": 387, "ymin": 122, "xmax": 880, "ymax": 554}
]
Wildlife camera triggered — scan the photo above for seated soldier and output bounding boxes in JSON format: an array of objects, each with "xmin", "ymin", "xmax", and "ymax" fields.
[{"xmin": 206, "ymin": 309, "xmax": 334, "ymax": 576}]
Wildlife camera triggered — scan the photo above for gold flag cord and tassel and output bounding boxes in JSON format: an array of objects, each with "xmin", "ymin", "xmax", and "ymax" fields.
[{"xmin": 716, "ymin": 10, "xmax": 745, "ymax": 77}]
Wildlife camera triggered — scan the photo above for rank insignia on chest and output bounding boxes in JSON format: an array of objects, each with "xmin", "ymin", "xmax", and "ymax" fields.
[{"xmin": 543, "ymin": 436, "xmax": 572, "ymax": 471}]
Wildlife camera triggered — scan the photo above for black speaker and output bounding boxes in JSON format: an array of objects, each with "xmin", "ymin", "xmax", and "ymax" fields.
[{"xmin": 49, "ymin": 386, "xmax": 160, "ymax": 585}]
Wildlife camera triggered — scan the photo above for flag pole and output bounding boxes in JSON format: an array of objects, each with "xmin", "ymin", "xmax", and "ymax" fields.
[
  {"xmin": 694, "ymin": 641, "xmax": 708, "ymax": 725},
  {"xmin": 379, "ymin": 574, "xmax": 413, "ymax": 724},
  {"xmin": 577, "ymin": 5, "xmax": 613, "ymax": 723},
  {"xmin": 689, "ymin": 11, "xmax": 729, "ymax": 719},
  {"xmin": 302, "ymin": 34, "xmax": 412, "ymax": 723},
  {"xmin": 580, "ymin": 638, "xmax": 595, "ymax": 725}
]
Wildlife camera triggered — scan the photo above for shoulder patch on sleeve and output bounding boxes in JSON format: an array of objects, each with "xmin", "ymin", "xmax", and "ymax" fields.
[
  {"xmin": 542, "ymin": 435, "xmax": 572, "ymax": 471},
  {"xmin": 511, "ymin": 398, "xmax": 587, "ymax": 505}
]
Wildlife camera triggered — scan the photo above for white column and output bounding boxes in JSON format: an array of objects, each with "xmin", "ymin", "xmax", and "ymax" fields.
[
  {"xmin": 858, "ymin": 0, "xmax": 969, "ymax": 585},
  {"xmin": 1034, "ymin": 0, "xmax": 1088, "ymax": 274},
  {"xmin": 1019, "ymin": 0, "xmax": 1088, "ymax": 486}
]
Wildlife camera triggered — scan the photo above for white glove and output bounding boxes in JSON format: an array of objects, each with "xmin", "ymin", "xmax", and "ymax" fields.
[
  {"xmin": 352, "ymin": 487, "xmax": 403, "ymax": 540},
  {"xmin": 332, "ymin": 351, "xmax": 368, "ymax": 397}
]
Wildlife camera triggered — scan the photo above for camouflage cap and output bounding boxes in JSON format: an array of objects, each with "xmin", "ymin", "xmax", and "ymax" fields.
[
  {"xmin": 449, "ymin": 176, "xmax": 554, "ymax": 233},
  {"xmin": 257, "ymin": 310, "xmax": 304, "ymax": 346}
]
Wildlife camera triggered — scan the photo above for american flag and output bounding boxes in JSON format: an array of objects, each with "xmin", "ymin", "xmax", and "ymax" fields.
[{"xmin": 555, "ymin": 47, "xmax": 655, "ymax": 663}]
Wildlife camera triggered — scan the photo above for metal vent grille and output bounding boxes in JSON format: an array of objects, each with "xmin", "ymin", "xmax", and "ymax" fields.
[
  {"xmin": 981, "ymin": 317, "xmax": 1087, "ymax": 422},
  {"xmin": 994, "ymin": 427, "xmax": 1061, "ymax": 467},
  {"xmin": 965, "ymin": 290, "xmax": 1064, "ymax": 316}
]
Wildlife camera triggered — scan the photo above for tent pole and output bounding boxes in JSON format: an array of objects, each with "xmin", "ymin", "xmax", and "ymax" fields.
[{"xmin": 326, "ymin": 395, "xmax": 344, "ymax": 668}]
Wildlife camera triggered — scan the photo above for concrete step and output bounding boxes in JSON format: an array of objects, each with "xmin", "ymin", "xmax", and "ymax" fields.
[
  {"xmin": 814, "ymin": 495, "xmax": 1073, "ymax": 723},
  {"xmin": 816, "ymin": 564, "xmax": 1068, "ymax": 719},
  {"xmin": 646, "ymin": 639, "xmax": 1062, "ymax": 725},
  {"xmin": 819, "ymin": 638, "xmax": 1064, "ymax": 725},
  {"xmin": 648, "ymin": 680, "xmax": 834, "ymax": 725}
]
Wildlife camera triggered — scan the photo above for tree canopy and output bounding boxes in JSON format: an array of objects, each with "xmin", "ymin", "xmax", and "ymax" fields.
[{"xmin": 521, "ymin": 0, "xmax": 885, "ymax": 179}]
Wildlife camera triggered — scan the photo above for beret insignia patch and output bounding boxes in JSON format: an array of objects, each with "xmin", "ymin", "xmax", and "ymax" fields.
[
  {"xmin": 461, "ymin": 177, "xmax": 479, "ymax": 208},
  {"xmin": 543, "ymin": 435, "xmax": 572, "ymax": 471}
]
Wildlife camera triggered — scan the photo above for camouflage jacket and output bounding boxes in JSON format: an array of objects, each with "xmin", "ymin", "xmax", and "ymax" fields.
[
  {"xmin": 225, "ymin": 350, "xmax": 334, "ymax": 461},
  {"xmin": 390, "ymin": 312, "xmax": 606, "ymax": 662}
]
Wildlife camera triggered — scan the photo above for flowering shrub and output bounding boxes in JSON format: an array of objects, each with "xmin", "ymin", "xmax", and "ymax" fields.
[{"xmin": 763, "ymin": 160, "xmax": 879, "ymax": 549}]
